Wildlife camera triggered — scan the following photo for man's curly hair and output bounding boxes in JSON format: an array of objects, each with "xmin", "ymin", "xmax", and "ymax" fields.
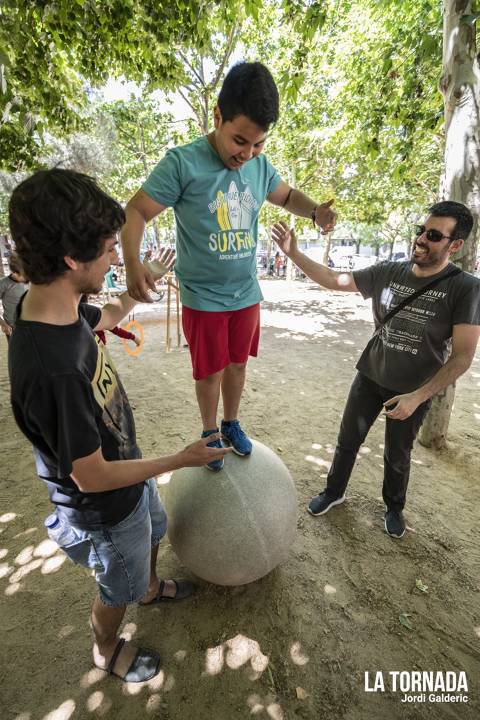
[{"xmin": 9, "ymin": 169, "xmax": 125, "ymax": 285}]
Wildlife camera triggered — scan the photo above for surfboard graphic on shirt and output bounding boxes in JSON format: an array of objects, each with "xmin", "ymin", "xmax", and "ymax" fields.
[
  {"xmin": 226, "ymin": 181, "xmax": 241, "ymax": 229},
  {"xmin": 216, "ymin": 190, "xmax": 231, "ymax": 230},
  {"xmin": 239, "ymin": 186, "xmax": 255, "ymax": 228}
]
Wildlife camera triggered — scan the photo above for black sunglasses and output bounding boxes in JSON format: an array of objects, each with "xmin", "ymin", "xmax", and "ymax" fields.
[{"xmin": 414, "ymin": 225, "xmax": 453, "ymax": 243}]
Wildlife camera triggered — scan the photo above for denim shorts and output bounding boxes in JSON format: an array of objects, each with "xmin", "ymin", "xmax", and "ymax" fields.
[{"xmin": 59, "ymin": 478, "xmax": 167, "ymax": 607}]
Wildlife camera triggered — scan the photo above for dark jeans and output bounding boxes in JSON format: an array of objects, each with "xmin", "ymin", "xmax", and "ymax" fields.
[{"xmin": 326, "ymin": 373, "xmax": 431, "ymax": 512}]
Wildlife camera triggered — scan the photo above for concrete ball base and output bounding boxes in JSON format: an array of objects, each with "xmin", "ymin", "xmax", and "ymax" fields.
[{"xmin": 163, "ymin": 440, "xmax": 297, "ymax": 586}]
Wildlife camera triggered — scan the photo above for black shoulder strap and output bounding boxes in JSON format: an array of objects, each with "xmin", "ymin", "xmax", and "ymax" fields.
[{"xmin": 378, "ymin": 266, "xmax": 462, "ymax": 329}]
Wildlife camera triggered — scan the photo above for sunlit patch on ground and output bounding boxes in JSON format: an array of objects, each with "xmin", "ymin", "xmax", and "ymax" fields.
[
  {"xmin": 41, "ymin": 553, "xmax": 67, "ymax": 574},
  {"xmin": 86, "ymin": 690, "xmax": 112, "ymax": 714},
  {"xmin": 0, "ymin": 562, "xmax": 13, "ymax": 578},
  {"xmin": 204, "ymin": 634, "xmax": 269, "ymax": 679},
  {"xmin": 173, "ymin": 649, "xmax": 187, "ymax": 663},
  {"xmin": 304, "ymin": 455, "xmax": 331, "ymax": 469},
  {"xmin": 13, "ymin": 527, "xmax": 38, "ymax": 539},
  {"xmin": 0, "ymin": 513, "xmax": 17, "ymax": 523},
  {"xmin": 58, "ymin": 625, "xmax": 75, "ymax": 639},
  {"xmin": 247, "ymin": 694, "xmax": 284, "ymax": 719},
  {"xmin": 290, "ymin": 641, "xmax": 309, "ymax": 665},
  {"xmin": 41, "ymin": 699, "xmax": 76, "ymax": 720},
  {"xmin": 80, "ymin": 668, "xmax": 105, "ymax": 689},
  {"xmin": 146, "ymin": 694, "xmax": 162, "ymax": 713}
]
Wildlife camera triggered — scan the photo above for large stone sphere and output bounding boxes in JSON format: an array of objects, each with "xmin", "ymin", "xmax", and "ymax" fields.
[{"xmin": 162, "ymin": 440, "xmax": 297, "ymax": 586}]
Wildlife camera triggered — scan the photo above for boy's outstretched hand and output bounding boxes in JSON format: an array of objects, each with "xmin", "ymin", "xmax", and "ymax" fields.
[
  {"xmin": 314, "ymin": 199, "xmax": 336, "ymax": 234},
  {"xmin": 145, "ymin": 246, "xmax": 176, "ymax": 281},
  {"xmin": 271, "ymin": 222, "xmax": 298, "ymax": 256}
]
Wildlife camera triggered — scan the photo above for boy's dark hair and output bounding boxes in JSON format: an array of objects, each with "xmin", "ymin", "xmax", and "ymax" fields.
[
  {"xmin": 428, "ymin": 201, "xmax": 473, "ymax": 241},
  {"xmin": 9, "ymin": 169, "xmax": 125, "ymax": 284},
  {"xmin": 218, "ymin": 61, "xmax": 279, "ymax": 131},
  {"xmin": 8, "ymin": 254, "xmax": 22, "ymax": 276}
]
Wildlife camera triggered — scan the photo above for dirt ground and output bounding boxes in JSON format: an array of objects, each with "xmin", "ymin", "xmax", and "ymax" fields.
[{"xmin": 1, "ymin": 279, "xmax": 479, "ymax": 720}]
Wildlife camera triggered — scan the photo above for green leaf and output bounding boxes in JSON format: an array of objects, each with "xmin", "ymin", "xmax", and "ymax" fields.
[
  {"xmin": 399, "ymin": 613, "xmax": 413, "ymax": 630},
  {"xmin": 415, "ymin": 579, "xmax": 428, "ymax": 593}
]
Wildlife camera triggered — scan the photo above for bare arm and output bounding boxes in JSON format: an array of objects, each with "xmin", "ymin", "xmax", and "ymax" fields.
[
  {"xmin": 271, "ymin": 222, "xmax": 358, "ymax": 292},
  {"xmin": 385, "ymin": 324, "xmax": 480, "ymax": 420},
  {"xmin": 268, "ymin": 180, "xmax": 336, "ymax": 233},
  {"xmin": 94, "ymin": 246, "xmax": 175, "ymax": 330},
  {"xmin": 121, "ymin": 189, "xmax": 168, "ymax": 303},
  {"xmin": 71, "ymin": 435, "xmax": 231, "ymax": 493},
  {"xmin": 94, "ymin": 292, "xmax": 138, "ymax": 332}
]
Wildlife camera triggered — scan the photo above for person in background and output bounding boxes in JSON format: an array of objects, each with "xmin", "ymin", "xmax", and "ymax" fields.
[{"xmin": 0, "ymin": 255, "xmax": 28, "ymax": 339}]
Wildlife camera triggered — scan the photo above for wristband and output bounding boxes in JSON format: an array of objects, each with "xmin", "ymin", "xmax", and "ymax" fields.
[{"xmin": 311, "ymin": 207, "xmax": 317, "ymax": 228}]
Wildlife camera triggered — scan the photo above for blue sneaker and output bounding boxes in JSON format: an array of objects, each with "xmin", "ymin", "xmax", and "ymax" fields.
[
  {"xmin": 221, "ymin": 420, "xmax": 252, "ymax": 456},
  {"xmin": 201, "ymin": 429, "xmax": 224, "ymax": 472}
]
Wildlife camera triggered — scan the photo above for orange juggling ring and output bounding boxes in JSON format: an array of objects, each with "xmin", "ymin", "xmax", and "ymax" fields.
[{"xmin": 121, "ymin": 320, "xmax": 144, "ymax": 357}]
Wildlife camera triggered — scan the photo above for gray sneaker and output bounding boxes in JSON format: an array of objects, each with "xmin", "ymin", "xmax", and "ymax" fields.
[
  {"xmin": 308, "ymin": 491, "xmax": 346, "ymax": 516},
  {"xmin": 384, "ymin": 509, "xmax": 406, "ymax": 538}
]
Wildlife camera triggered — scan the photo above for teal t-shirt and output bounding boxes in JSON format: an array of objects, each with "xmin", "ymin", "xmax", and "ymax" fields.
[{"xmin": 142, "ymin": 136, "xmax": 282, "ymax": 311}]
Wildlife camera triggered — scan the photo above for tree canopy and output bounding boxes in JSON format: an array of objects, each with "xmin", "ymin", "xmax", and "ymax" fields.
[
  {"xmin": 1, "ymin": 0, "xmax": 479, "ymax": 262},
  {"xmin": 0, "ymin": 0, "xmax": 256, "ymax": 168}
]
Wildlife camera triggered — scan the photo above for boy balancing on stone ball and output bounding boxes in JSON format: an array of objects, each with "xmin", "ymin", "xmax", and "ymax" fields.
[
  {"xmin": 271, "ymin": 201, "xmax": 480, "ymax": 539},
  {"xmin": 121, "ymin": 60, "xmax": 336, "ymax": 471},
  {"xmin": 7, "ymin": 168, "xmax": 231, "ymax": 684}
]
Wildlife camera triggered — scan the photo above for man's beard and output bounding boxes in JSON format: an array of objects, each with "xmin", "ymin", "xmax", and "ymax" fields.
[
  {"xmin": 411, "ymin": 246, "xmax": 447, "ymax": 268},
  {"xmin": 78, "ymin": 280, "xmax": 103, "ymax": 295}
]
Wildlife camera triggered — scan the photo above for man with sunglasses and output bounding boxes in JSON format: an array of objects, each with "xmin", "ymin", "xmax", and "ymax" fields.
[{"xmin": 272, "ymin": 201, "xmax": 480, "ymax": 538}]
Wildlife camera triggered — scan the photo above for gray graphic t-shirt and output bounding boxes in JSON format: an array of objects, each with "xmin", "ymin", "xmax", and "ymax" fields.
[{"xmin": 353, "ymin": 261, "xmax": 480, "ymax": 393}]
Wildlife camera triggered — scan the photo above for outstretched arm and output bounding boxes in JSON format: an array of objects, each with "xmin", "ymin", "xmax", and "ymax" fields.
[
  {"xmin": 121, "ymin": 189, "xmax": 168, "ymax": 303},
  {"xmin": 267, "ymin": 181, "xmax": 336, "ymax": 234},
  {"xmin": 71, "ymin": 435, "xmax": 232, "ymax": 493},
  {"xmin": 271, "ymin": 222, "xmax": 358, "ymax": 292},
  {"xmin": 94, "ymin": 292, "xmax": 138, "ymax": 332},
  {"xmin": 384, "ymin": 324, "xmax": 480, "ymax": 420}
]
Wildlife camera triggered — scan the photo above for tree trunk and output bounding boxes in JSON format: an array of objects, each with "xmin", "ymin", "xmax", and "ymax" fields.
[
  {"xmin": 419, "ymin": 1, "xmax": 480, "ymax": 449},
  {"xmin": 419, "ymin": 384, "xmax": 457, "ymax": 449},
  {"xmin": 439, "ymin": 1, "xmax": 480, "ymax": 272}
]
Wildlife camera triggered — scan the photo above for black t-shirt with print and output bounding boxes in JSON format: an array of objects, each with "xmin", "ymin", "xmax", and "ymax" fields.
[
  {"xmin": 8, "ymin": 301, "xmax": 143, "ymax": 530},
  {"xmin": 352, "ymin": 261, "xmax": 480, "ymax": 393}
]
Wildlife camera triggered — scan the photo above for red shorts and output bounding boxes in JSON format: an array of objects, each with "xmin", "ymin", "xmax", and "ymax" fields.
[{"xmin": 182, "ymin": 303, "xmax": 260, "ymax": 380}]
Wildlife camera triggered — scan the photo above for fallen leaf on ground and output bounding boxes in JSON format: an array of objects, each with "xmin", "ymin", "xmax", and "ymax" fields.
[
  {"xmin": 415, "ymin": 579, "xmax": 428, "ymax": 593},
  {"xmin": 399, "ymin": 612, "xmax": 413, "ymax": 630}
]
